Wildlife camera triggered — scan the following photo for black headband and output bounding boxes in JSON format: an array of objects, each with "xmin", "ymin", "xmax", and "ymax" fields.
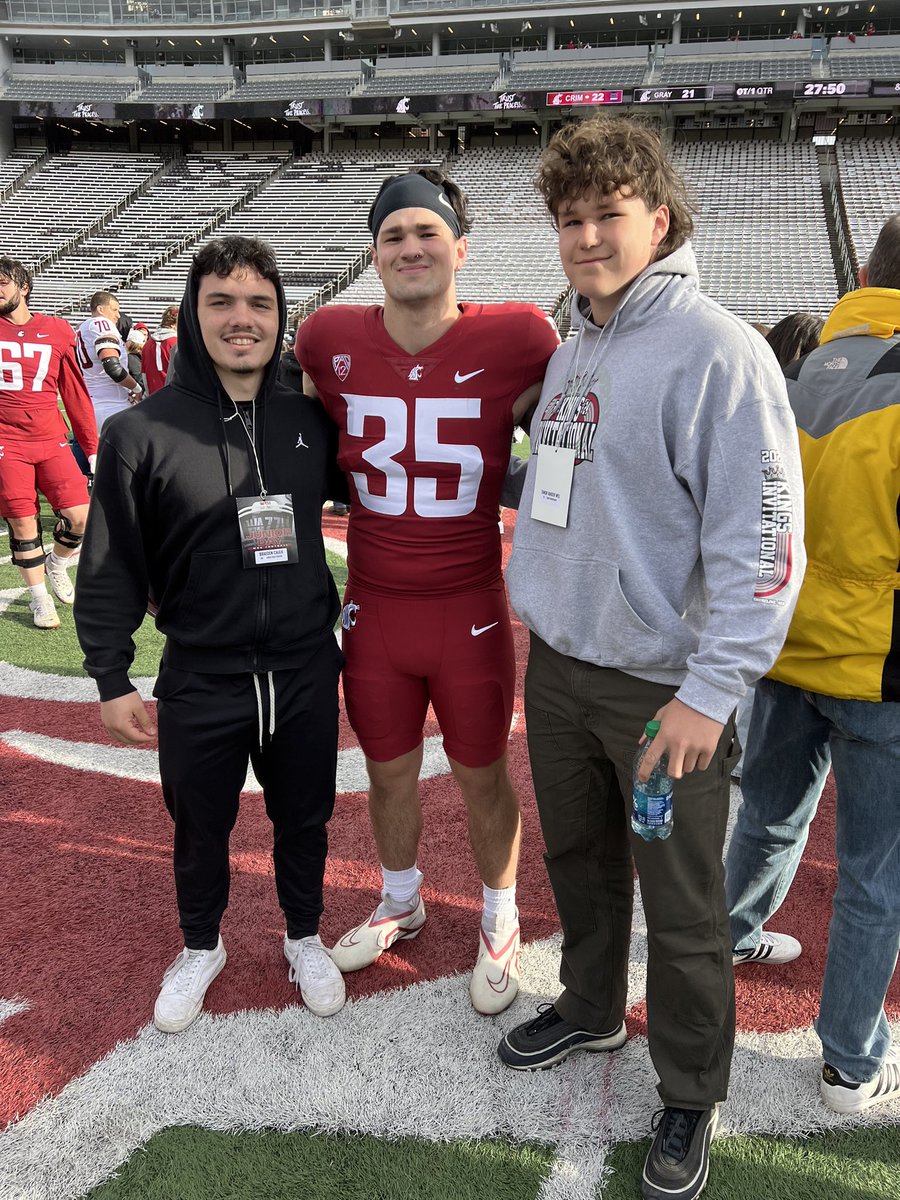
[{"xmin": 369, "ymin": 174, "xmax": 463, "ymax": 243}]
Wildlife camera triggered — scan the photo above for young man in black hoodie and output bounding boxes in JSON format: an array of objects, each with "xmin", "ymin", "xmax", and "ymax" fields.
[{"xmin": 75, "ymin": 236, "xmax": 347, "ymax": 1032}]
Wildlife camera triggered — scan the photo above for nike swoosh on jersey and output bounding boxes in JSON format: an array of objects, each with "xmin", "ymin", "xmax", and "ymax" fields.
[
  {"xmin": 36, "ymin": 333, "xmax": 51, "ymax": 338},
  {"xmin": 471, "ymin": 622, "xmax": 499, "ymax": 637},
  {"xmin": 455, "ymin": 369, "xmax": 485, "ymax": 384}
]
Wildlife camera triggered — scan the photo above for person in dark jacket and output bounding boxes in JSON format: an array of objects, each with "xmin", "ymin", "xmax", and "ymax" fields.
[{"xmin": 75, "ymin": 236, "xmax": 348, "ymax": 1033}]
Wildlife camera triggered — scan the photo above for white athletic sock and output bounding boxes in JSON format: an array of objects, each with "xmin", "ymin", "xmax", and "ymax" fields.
[
  {"xmin": 47, "ymin": 549, "xmax": 70, "ymax": 568},
  {"xmin": 29, "ymin": 582, "xmax": 49, "ymax": 599},
  {"xmin": 380, "ymin": 864, "xmax": 423, "ymax": 908},
  {"xmin": 482, "ymin": 883, "xmax": 517, "ymax": 926}
]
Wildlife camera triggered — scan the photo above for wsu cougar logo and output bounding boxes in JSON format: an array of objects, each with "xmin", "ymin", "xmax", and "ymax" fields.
[
  {"xmin": 341, "ymin": 600, "xmax": 360, "ymax": 631},
  {"xmin": 332, "ymin": 354, "xmax": 351, "ymax": 382}
]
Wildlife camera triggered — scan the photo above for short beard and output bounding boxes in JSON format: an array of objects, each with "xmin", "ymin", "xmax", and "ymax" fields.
[{"xmin": 0, "ymin": 294, "xmax": 20, "ymax": 316}]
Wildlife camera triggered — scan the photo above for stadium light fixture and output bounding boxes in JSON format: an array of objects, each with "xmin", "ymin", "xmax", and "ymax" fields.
[
  {"xmin": 168, "ymin": 39, "xmax": 175, "ymax": 46},
  {"xmin": 738, "ymin": 10, "xmax": 743, "ymax": 17},
  {"xmin": 411, "ymin": 28, "xmax": 417, "ymax": 35},
  {"xmin": 657, "ymin": 11, "xmax": 662, "ymax": 16},
  {"xmin": 303, "ymin": 35, "xmax": 309, "ymax": 41},
  {"xmin": 610, "ymin": 16, "xmax": 615, "ymax": 24},
  {"xmin": 102, "ymin": 38, "xmax": 109, "ymax": 46},
  {"xmin": 195, "ymin": 39, "xmax": 202, "ymax": 46},
  {"xmin": 269, "ymin": 35, "xmax": 277, "ymax": 42},
  {"xmin": 447, "ymin": 26, "xmax": 453, "ymax": 32},
  {"xmin": 63, "ymin": 37, "xmax": 70, "ymax": 45},
  {"xmin": 569, "ymin": 19, "xmax": 575, "ymax": 26}
]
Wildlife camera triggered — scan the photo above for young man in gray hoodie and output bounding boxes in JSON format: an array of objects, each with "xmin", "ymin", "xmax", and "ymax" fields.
[{"xmin": 498, "ymin": 116, "xmax": 806, "ymax": 1200}]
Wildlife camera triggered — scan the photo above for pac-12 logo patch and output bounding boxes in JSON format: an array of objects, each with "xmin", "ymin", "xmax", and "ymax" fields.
[
  {"xmin": 332, "ymin": 354, "xmax": 351, "ymax": 382},
  {"xmin": 341, "ymin": 600, "xmax": 360, "ymax": 630}
]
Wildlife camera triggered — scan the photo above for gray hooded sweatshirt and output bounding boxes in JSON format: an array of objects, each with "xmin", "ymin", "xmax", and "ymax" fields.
[{"xmin": 507, "ymin": 242, "xmax": 806, "ymax": 725}]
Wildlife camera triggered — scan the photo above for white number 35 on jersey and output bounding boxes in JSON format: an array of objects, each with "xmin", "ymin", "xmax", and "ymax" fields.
[{"xmin": 344, "ymin": 393, "xmax": 484, "ymax": 519}]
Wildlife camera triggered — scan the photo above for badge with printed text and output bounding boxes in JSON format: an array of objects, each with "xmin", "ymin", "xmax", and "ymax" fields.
[
  {"xmin": 531, "ymin": 446, "xmax": 576, "ymax": 528},
  {"xmin": 236, "ymin": 493, "xmax": 299, "ymax": 568}
]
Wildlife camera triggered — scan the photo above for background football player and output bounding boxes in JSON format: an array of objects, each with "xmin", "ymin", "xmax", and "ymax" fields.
[{"xmin": 0, "ymin": 257, "xmax": 98, "ymax": 628}]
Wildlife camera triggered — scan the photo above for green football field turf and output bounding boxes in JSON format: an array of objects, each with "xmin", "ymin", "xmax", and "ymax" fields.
[{"xmin": 81, "ymin": 1124, "xmax": 900, "ymax": 1200}]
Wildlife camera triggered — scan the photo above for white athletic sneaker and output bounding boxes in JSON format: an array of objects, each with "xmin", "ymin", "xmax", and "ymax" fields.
[
  {"xmin": 732, "ymin": 929, "xmax": 801, "ymax": 966},
  {"xmin": 470, "ymin": 914, "xmax": 520, "ymax": 1015},
  {"xmin": 329, "ymin": 893, "xmax": 427, "ymax": 973},
  {"xmin": 45, "ymin": 554, "xmax": 75, "ymax": 605},
  {"xmin": 821, "ymin": 1046, "xmax": 900, "ymax": 1114},
  {"xmin": 284, "ymin": 934, "xmax": 346, "ymax": 1017},
  {"xmin": 153, "ymin": 937, "xmax": 227, "ymax": 1034},
  {"xmin": 29, "ymin": 593, "xmax": 60, "ymax": 629}
]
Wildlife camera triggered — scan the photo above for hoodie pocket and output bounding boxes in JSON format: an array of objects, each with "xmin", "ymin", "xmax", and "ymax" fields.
[
  {"xmin": 514, "ymin": 550, "xmax": 665, "ymax": 667},
  {"xmin": 177, "ymin": 548, "xmax": 258, "ymax": 645}
]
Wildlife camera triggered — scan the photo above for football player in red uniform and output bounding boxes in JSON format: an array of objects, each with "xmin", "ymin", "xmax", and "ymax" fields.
[
  {"xmin": 297, "ymin": 169, "xmax": 559, "ymax": 1013},
  {"xmin": 0, "ymin": 257, "xmax": 98, "ymax": 628}
]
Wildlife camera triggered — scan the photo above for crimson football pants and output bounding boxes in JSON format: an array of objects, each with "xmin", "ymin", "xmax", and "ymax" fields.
[{"xmin": 154, "ymin": 638, "xmax": 341, "ymax": 949}]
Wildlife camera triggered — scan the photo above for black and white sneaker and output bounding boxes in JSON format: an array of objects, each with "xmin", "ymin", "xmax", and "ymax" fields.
[
  {"xmin": 642, "ymin": 1105, "xmax": 718, "ymax": 1200},
  {"xmin": 497, "ymin": 1003, "xmax": 626, "ymax": 1071},
  {"xmin": 821, "ymin": 1047, "xmax": 900, "ymax": 1114},
  {"xmin": 732, "ymin": 930, "xmax": 801, "ymax": 966}
]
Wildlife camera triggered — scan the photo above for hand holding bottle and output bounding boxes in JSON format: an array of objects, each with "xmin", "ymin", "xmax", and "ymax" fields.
[{"xmin": 636, "ymin": 697, "xmax": 724, "ymax": 781}]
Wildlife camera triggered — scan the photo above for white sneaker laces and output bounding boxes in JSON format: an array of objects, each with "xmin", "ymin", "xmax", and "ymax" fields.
[
  {"xmin": 289, "ymin": 938, "xmax": 330, "ymax": 986},
  {"xmin": 163, "ymin": 948, "xmax": 208, "ymax": 995}
]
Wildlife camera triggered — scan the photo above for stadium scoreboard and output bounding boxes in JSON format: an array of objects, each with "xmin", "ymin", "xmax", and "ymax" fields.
[{"xmin": 3, "ymin": 78, "xmax": 895, "ymax": 122}]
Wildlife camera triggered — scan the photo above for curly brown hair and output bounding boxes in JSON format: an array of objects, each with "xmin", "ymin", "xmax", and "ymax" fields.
[{"xmin": 536, "ymin": 116, "xmax": 695, "ymax": 257}]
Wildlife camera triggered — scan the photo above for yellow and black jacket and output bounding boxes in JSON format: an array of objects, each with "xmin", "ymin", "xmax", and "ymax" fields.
[{"xmin": 770, "ymin": 287, "xmax": 900, "ymax": 702}]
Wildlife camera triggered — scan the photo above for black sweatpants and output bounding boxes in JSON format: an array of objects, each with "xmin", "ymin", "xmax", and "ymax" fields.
[
  {"xmin": 525, "ymin": 632, "xmax": 739, "ymax": 1109},
  {"xmin": 153, "ymin": 638, "xmax": 342, "ymax": 949}
]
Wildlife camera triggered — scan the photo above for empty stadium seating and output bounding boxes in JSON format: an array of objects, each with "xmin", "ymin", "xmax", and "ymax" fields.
[
  {"xmin": 836, "ymin": 140, "xmax": 900, "ymax": 267},
  {"xmin": 672, "ymin": 141, "xmax": 838, "ymax": 323},
  {"xmin": 361, "ymin": 68, "xmax": 500, "ymax": 97},
  {"xmin": 659, "ymin": 54, "xmax": 814, "ymax": 84},
  {"xmin": 35, "ymin": 153, "xmax": 286, "ymax": 318},
  {"xmin": 135, "ymin": 79, "xmax": 236, "ymax": 103},
  {"xmin": 0, "ymin": 74, "xmax": 138, "ymax": 103},
  {"xmin": 0, "ymin": 151, "xmax": 164, "ymax": 269},
  {"xmin": 505, "ymin": 60, "xmax": 648, "ymax": 90},
  {"xmin": 231, "ymin": 73, "xmax": 361, "ymax": 100},
  {"xmin": 0, "ymin": 148, "xmax": 45, "ymax": 194},
  {"xmin": 829, "ymin": 52, "xmax": 900, "ymax": 78}
]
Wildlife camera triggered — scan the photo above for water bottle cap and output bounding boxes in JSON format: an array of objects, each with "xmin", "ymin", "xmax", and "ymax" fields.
[{"xmin": 645, "ymin": 719, "xmax": 661, "ymax": 737}]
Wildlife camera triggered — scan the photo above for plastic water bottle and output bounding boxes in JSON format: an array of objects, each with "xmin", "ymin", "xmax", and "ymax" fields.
[{"xmin": 631, "ymin": 719, "xmax": 674, "ymax": 841}]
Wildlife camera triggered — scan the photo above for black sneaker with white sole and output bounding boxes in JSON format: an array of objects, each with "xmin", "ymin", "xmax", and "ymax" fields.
[
  {"xmin": 642, "ymin": 1105, "xmax": 718, "ymax": 1200},
  {"xmin": 497, "ymin": 1002, "xmax": 627, "ymax": 1071}
]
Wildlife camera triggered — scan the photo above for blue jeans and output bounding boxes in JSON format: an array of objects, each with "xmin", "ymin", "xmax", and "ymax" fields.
[{"xmin": 725, "ymin": 676, "xmax": 900, "ymax": 1083}]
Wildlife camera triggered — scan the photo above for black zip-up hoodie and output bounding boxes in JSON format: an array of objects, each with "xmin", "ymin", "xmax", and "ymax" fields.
[{"xmin": 75, "ymin": 267, "xmax": 343, "ymax": 702}]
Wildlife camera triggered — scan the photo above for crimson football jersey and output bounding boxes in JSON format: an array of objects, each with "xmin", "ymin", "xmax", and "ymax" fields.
[
  {"xmin": 0, "ymin": 312, "xmax": 98, "ymax": 454},
  {"xmin": 297, "ymin": 302, "xmax": 559, "ymax": 596}
]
